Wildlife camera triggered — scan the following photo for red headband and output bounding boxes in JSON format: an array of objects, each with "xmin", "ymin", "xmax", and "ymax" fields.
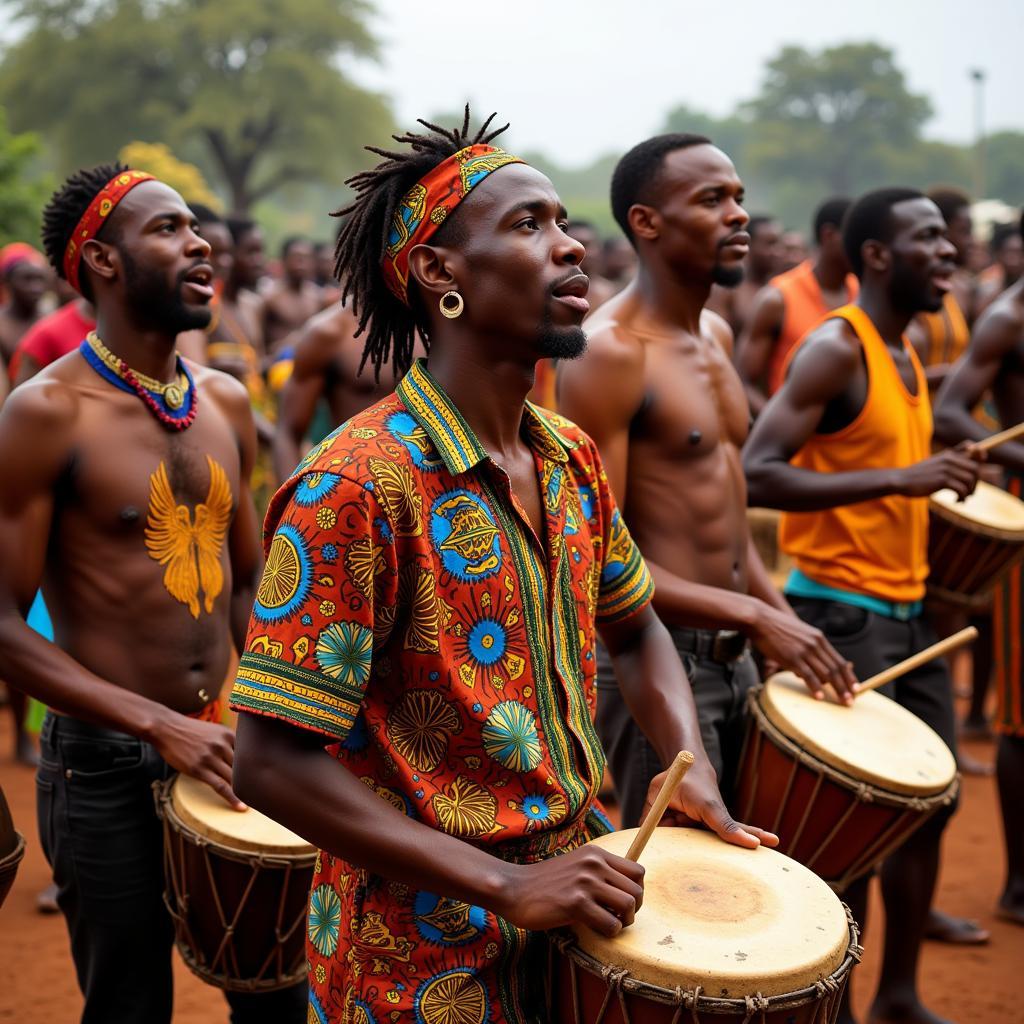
[
  {"xmin": 63, "ymin": 169, "xmax": 155, "ymax": 294},
  {"xmin": 381, "ymin": 144, "xmax": 524, "ymax": 304}
]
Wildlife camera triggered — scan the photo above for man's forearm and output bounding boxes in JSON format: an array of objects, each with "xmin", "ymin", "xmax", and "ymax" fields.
[
  {"xmin": 935, "ymin": 406, "xmax": 1024, "ymax": 475},
  {"xmin": 647, "ymin": 560, "xmax": 762, "ymax": 633},
  {"xmin": 234, "ymin": 715, "xmax": 514, "ymax": 913},
  {"xmin": 0, "ymin": 611, "xmax": 169, "ymax": 739},
  {"xmin": 745, "ymin": 461, "xmax": 902, "ymax": 511}
]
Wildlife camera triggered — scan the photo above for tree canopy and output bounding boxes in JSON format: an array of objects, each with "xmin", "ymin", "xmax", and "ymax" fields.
[
  {"xmin": 0, "ymin": 0, "xmax": 391, "ymax": 211},
  {"xmin": 0, "ymin": 108, "xmax": 53, "ymax": 247}
]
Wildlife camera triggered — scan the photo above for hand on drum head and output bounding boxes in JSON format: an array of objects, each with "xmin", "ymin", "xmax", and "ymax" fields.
[
  {"xmin": 151, "ymin": 712, "xmax": 246, "ymax": 811},
  {"xmin": 749, "ymin": 603, "xmax": 858, "ymax": 704},
  {"xmin": 494, "ymin": 845, "xmax": 645, "ymax": 938},
  {"xmin": 899, "ymin": 444, "xmax": 982, "ymax": 501},
  {"xmin": 640, "ymin": 757, "xmax": 779, "ymax": 851}
]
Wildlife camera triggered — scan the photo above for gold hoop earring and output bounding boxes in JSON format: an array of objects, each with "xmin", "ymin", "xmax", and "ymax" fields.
[{"xmin": 439, "ymin": 291, "xmax": 464, "ymax": 319}]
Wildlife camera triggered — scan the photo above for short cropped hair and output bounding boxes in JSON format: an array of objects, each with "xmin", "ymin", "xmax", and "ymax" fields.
[
  {"xmin": 813, "ymin": 198, "xmax": 853, "ymax": 243},
  {"xmin": 841, "ymin": 188, "xmax": 924, "ymax": 278},
  {"xmin": 610, "ymin": 133, "xmax": 711, "ymax": 243}
]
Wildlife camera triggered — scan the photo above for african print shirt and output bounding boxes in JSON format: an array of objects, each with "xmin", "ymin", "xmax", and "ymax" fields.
[{"xmin": 231, "ymin": 359, "xmax": 654, "ymax": 1024}]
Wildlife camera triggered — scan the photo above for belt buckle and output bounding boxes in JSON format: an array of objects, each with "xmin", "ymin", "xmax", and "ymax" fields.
[
  {"xmin": 713, "ymin": 630, "xmax": 742, "ymax": 663},
  {"xmin": 893, "ymin": 602, "xmax": 912, "ymax": 621}
]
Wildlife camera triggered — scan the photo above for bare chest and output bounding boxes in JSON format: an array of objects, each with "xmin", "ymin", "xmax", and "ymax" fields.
[{"xmin": 637, "ymin": 338, "xmax": 750, "ymax": 458}]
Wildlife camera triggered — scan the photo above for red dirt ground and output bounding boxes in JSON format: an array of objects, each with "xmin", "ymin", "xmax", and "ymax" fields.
[{"xmin": 1, "ymin": 715, "xmax": 1020, "ymax": 1022}]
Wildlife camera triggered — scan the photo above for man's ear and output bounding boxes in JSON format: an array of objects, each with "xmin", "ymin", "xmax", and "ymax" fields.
[
  {"xmin": 79, "ymin": 239, "xmax": 119, "ymax": 288},
  {"xmin": 862, "ymin": 239, "xmax": 889, "ymax": 275},
  {"xmin": 628, "ymin": 204, "xmax": 660, "ymax": 243},
  {"xmin": 407, "ymin": 244, "xmax": 460, "ymax": 302}
]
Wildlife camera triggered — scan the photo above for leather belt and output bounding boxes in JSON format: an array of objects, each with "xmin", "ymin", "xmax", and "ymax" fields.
[{"xmin": 671, "ymin": 627, "xmax": 748, "ymax": 665}]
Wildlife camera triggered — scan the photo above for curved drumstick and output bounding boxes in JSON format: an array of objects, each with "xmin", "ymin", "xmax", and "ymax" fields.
[
  {"xmin": 971, "ymin": 421, "xmax": 1024, "ymax": 453},
  {"xmin": 625, "ymin": 750, "xmax": 694, "ymax": 863},
  {"xmin": 856, "ymin": 626, "xmax": 978, "ymax": 696}
]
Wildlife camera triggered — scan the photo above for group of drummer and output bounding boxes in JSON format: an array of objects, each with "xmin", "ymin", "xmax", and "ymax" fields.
[{"xmin": 0, "ymin": 112, "xmax": 1020, "ymax": 1024}]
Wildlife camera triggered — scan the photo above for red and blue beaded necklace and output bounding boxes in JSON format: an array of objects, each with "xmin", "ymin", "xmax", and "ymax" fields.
[{"xmin": 80, "ymin": 331, "xmax": 198, "ymax": 431}]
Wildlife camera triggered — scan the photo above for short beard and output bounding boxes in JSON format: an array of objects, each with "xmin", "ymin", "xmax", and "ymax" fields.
[
  {"xmin": 122, "ymin": 250, "xmax": 212, "ymax": 334},
  {"xmin": 537, "ymin": 319, "xmax": 587, "ymax": 360},
  {"xmin": 712, "ymin": 263, "xmax": 744, "ymax": 288},
  {"xmin": 890, "ymin": 260, "xmax": 942, "ymax": 315}
]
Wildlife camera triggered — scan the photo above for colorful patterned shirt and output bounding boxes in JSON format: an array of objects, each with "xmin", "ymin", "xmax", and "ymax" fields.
[{"xmin": 231, "ymin": 359, "xmax": 654, "ymax": 1024}]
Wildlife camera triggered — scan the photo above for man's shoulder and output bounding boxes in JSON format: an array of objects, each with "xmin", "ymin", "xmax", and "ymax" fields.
[
  {"xmin": 788, "ymin": 314, "xmax": 861, "ymax": 377},
  {"xmin": 292, "ymin": 393, "xmax": 412, "ymax": 476},
  {"xmin": 0, "ymin": 355, "xmax": 82, "ymax": 433}
]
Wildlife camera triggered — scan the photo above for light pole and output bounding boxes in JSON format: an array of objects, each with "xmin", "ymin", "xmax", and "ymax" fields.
[{"xmin": 970, "ymin": 68, "xmax": 986, "ymax": 200}]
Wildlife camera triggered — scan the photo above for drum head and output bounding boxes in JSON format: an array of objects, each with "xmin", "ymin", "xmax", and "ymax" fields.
[
  {"xmin": 930, "ymin": 481, "xmax": 1024, "ymax": 538},
  {"xmin": 573, "ymin": 829, "xmax": 848, "ymax": 997},
  {"xmin": 762, "ymin": 673, "xmax": 957, "ymax": 796},
  {"xmin": 170, "ymin": 774, "xmax": 313, "ymax": 855}
]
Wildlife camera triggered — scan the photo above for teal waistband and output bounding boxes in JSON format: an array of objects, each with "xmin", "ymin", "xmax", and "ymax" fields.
[{"xmin": 784, "ymin": 569, "xmax": 923, "ymax": 621}]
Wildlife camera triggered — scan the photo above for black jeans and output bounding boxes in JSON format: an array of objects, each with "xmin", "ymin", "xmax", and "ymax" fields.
[
  {"xmin": 36, "ymin": 712, "xmax": 307, "ymax": 1024},
  {"xmin": 596, "ymin": 629, "xmax": 759, "ymax": 829}
]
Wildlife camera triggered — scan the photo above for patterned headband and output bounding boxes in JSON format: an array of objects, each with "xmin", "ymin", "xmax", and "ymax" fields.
[
  {"xmin": 381, "ymin": 144, "xmax": 524, "ymax": 305},
  {"xmin": 63, "ymin": 169, "xmax": 155, "ymax": 294}
]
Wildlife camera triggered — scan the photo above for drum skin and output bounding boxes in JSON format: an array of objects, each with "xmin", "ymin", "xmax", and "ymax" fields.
[
  {"xmin": 549, "ymin": 829, "xmax": 860, "ymax": 1024},
  {"xmin": 736, "ymin": 675, "xmax": 959, "ymax": 891},
  {"xmin": 928, "ymin": 481, "xmax": 1024, "ymax": 608},
  {"xmin": 154, "ymin": 775, "xmax": 316, "ymax": 991},
  {"xmin": 0, "ymin": 782, "xmax": 26, "ymax": 910}
]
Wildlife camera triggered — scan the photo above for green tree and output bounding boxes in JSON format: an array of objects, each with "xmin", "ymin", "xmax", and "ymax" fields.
[
  {"xmin": 743, "ymin": 42, "xmax": 932, "ymax": 197},
  {"xmin": 985, "ymin": 132, "xmax": 1024, "ymax": 206},
  {"xmin": 0, "ymin": 0, "xmax": 391, "ymax": 211},
  {"xmin": 0, "ymin": 107, "xmax": 53, "ymax": 246}
]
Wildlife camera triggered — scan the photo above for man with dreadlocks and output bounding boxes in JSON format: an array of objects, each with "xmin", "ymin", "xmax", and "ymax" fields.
[
  {"xmin": 229, "ymin": 110, "xmax": 776, "ymax": 1024},
  {"xmin": 0, "ymin": 164, "xmax": 307, "ymax": 1022}
]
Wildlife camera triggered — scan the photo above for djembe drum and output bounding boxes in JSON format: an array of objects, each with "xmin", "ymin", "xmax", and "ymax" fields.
[
  {"xmin": 928, "ymin": 481, "xmax": 1024, "ymax": 608},
  {"xmin": 154, "ymin": 774, "xmax": 316, "ymax": 991},
  {"xmin": 549, "ymin": 828, "xmax": 860, "ymax": 1024},
  {"xmin": 0, "ymin": 782, "xmax": 26, "ymax": 909},
  {"xmin": 736, "ymin": 672, "xmax": 958, "ymax": 891}
]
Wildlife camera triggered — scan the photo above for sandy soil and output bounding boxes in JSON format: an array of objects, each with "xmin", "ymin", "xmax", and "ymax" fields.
[{"xmin": 0, "ymin": 714, "xmax": 1020, "ymax": 1022}]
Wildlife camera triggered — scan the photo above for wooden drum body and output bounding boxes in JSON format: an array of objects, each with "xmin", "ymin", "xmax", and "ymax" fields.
[
  {"xmin": 0, "ymin": 782, "xmax": 26, "ymax": 910},
  {"xmin": 736, "ymin": 673, "xmax": 958, "ymax": 892},
  {"xmin": 928, "ymin": 481, "xmax": 1024, "ymax": 608},
  {"xmin": 154, "ymin": 774, "xmax": 316, "ymax": 992},
  {"xmin": 549, "ymin": 829, "xmax": 860, "ymax": 1024}
]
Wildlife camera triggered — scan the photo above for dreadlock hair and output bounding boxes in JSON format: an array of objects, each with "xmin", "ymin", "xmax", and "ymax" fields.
[
  {"xmin": 41, "ymin": 162, "xmax": 127, "ymax": 301},
  {"xmin": 331, "ymin": 105, "xmax": 509, "ymax": 381}
]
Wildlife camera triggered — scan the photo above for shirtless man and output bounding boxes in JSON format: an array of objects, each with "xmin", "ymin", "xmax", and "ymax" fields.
[
  {"xmin": 558, "ymin": 134, "xmax": 855, "ymax": 828},
  {"xmin": 263, "ymin": 236, "xmax": 322, "ymax": 350},
  {"xmin": 0, "ymin": 163, "xmax": 305, "ymax": 1022},
  {"xmin": 222, "ymin": 215, "xmax": 267, "ymax": 359},
  {"xmin": 736, "ymin": 198, "xmax": 856, "ymax": 416},
  {"xmin": 271, "ymin": 300, "xmax": 418, "ymax": 480},
  {"xmin": 744, "ymin": 188, "xmax": 982, "ymax": 1024},
  {"xmin": 706, "ymin": 213, "xmax": 783, "ymax": 337},
  {"xmin": 0, "ymin": 243, "xmax": 49, "ymax": 368},
  {"xmin": 933, "ymin": 210, "xmax": 1024, "ymax": 927},
  {"xmin": 907, "ymin": 189, "xmax": 977, "ymax": 390}
]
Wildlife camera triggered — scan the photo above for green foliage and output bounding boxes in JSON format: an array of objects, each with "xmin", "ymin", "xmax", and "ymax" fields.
[
  {"xmin": 0, "ymin": 107, "xmax": 53, "ymax": 246},
  {"xmin": 742, "ymin": 43, "xmax": 932, "ymax": 198},
  {"xmin": 985, "ymin": 132, "xmax": 1024, "ymax": 207},
  {"xmin": 0, "ymin": 0, "xmax": 391, "ymax": 212}
]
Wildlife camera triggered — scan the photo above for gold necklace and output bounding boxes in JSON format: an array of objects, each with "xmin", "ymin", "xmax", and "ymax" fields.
[{"xmin": 85, "ymin": 331, "xmax": 190, "ymax": 410}]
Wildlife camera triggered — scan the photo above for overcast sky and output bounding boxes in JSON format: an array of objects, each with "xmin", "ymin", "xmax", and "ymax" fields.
[{"xmin": 350, "ymin": 0, "xmax": 1022, "ymax": 167}]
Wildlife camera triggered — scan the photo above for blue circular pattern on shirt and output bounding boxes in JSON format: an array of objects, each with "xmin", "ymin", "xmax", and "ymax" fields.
[
  {"xmin": 293, "ymin": 471, "xmax": 343, "ymax": 506},
  {"xmin": 252, "ymin": 522, "xmax": 314, "ymax": 623},
  {"xmin": 386, "ymin": 411, "xmax": 444, "ymax": 471},
  {"xmin": 467, "ymin": 618, "xmax": 507, "ymax": 667}
]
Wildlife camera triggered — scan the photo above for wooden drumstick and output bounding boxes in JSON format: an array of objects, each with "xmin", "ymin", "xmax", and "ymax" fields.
[
  {"xmin": 856, "ymin": 626, "xmax": 978, "ymax": 696},
  {"xmin": 971, "ymin": 421, "xmax": 1024, "ymax": 453},
  {"xmin": 625, "ymin": 750, "xmax": 695, "ymax": 863}
]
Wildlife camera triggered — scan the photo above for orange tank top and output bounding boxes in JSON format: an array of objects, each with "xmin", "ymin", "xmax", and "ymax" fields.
[
  {"xmin": 917, "ymin": 291, "xmax": 969, "ymax": 369},
  {"xmin": 767, "ymin": 261, "xmax": 858, "ymax": 395},
  {"xmin": 779, "ymin": 304, "xmax": 932, "ymax": 603}
]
